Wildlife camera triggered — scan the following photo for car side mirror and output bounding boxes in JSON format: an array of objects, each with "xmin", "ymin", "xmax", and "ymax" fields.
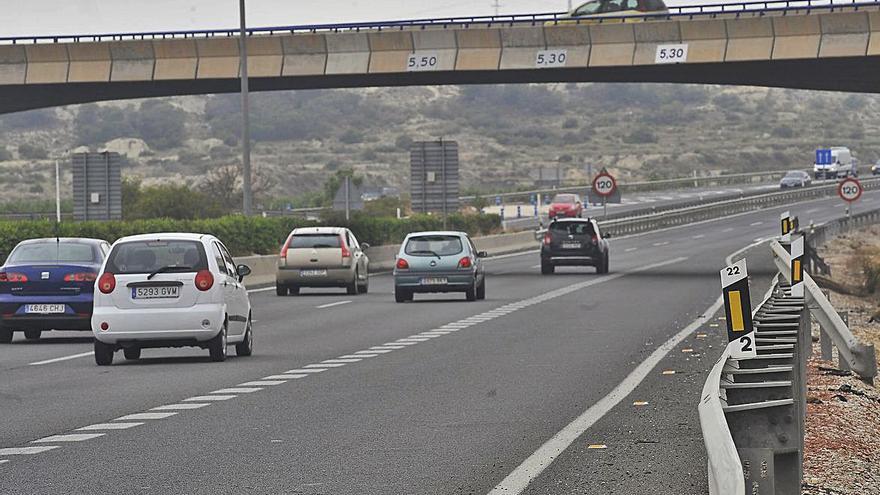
[
  {"xmin": 237, "ymin": 264, "xmax": 252, "ymax": 282},
  {"xmin": 477, "ymin": 251, "xmax": 489, "ymax": 258},
  {"xmin": 604, "ymin": 233, "xmax": 612, "ymax": 239},
  {"xmin": 362, "ymin": 243, "xmax": 370, "ymax": 250}
]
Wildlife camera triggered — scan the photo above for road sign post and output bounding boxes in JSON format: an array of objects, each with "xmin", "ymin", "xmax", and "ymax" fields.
[
  {"xmin": 780, "ymin": 210, "xmax": 793, "ymax": 243},
  {"xmin": 721, "ymin": 259, "xmax": 757, "ymax": 359},
  {"xmin": 838, "ymin": 177, "xmax": 862, "ymax": 217},
  {"xmin": 592, "ymin": 168, "xmax": 617, "ymax": 219},
  {"xmin": 791, "ymin": 235, "xmax": 805, "ymax": 298}
]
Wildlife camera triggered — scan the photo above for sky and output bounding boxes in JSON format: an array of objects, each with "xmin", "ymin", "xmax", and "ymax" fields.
[{"xmin": 3, "ymin": 1, "xmax": 583, "ymax": 38}]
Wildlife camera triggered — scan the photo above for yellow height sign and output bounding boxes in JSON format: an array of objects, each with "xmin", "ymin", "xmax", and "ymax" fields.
[{"xmin": 720, "ymin": 258, "xmax": 756, "ymax": 359}]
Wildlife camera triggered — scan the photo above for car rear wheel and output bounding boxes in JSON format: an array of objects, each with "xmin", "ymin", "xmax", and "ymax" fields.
[
  {"xmin": 208, "ymin": 323, "xmax": 227, "ymax": 362},
  {"xmin": 275, "ymin": 284, "xmax": 288, "ymax": 296},
  {"xmin": 94, "ymin": 340, "xmax": 114, "ymax": 366},
  {"xmin": 289, "ymin": 285, "xmax": 300, "ymax": 295},
  {"xmin": 395, "ymin": 288, "xmax": 411, "ymax": 303},
  {"xmin": 347, "ymin": 273, "xmax": 359, "ymax": 295},
  {"xmin": 598, "ymin": 253, "xmax": 610, "ymax": 274},
  {"xmin": 236, "ymin": 317, "xmax": 254, "ymax": 357},
  {"xmin": 123, "ymin": 347, "xmax": 141, "ymax": 360},
  {"xmin": 358, "ymin": 273, "xmax": 369, "ymax": 294},
  {"xmin": 0, "ymin": 329, "xmax": 12, "ymax": 344},
  {"xmin": 466, "ymin": 283, "xmax": 477, "ymax": 302},
  {"xmin": 541, "ymin": 260, "xmax": 555, "ymax": 275},
  {"xmin": 476, "ymin": 278, "xmax": 486, "ymax": 300},
  {"xmin": 24, "ymin": 330, "xmax": 41, "ymax": 341}
]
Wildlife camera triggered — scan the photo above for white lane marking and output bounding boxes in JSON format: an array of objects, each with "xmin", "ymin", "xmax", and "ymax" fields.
[
  {"xmin": 263, "ymin": 374, "xmax": 306, "ymax": 380},
  {"xmin": 247, "ymin": 286, "xmax": 276, "ymax": 294},
  {"xmin": 184, "ymin": 395, "xmax": 236, "ymax": 402},
  {"xmin": 395, "ymin": 338, "xmax": 431, "ymax": 342},
  {"xmin": 357, "ymin": 349, "xmax": 393, "ymax": 354},
  {"xmin": 212, "ymin": 387, "xmax": 262, "ymax": 394},
  {"xmin": 77, "ymin": 422, "xmax": 143, "ymax": 431},
  {"xmin": 321, "ymin": 358, "xmax": 361, "ymax": 363},
  {"xmin": 419, "ymin": 332, "xmax": 451, "ymax": 336},
  {"xmin": 370, "ymin": 346, "xmax": 405, "ymax": 350},
  {"xmin": 306, "ymin": 363, "xmax": 345, "ymax": 368},
  {"xmin": 389, "ymin": 341, "xmax": 419, "ymax": 346},
  {"xmin": 531, "ymin": 264, "xmax": 542, "ymax": 269},
  {"xmin": 0, "ymin": 460, "xmax": 7, "ymax": 464},
  {"xmin": 806, "ymin": 208, "xmax": 818, "ymax": 213},
  {"xmin": 33, "ymin": 433, "xmax": 104, "ymax": 443},
  {"xmin": 277, "ymin": 374, "xmax": 308, "ymax": 379},
  {"xmin": 28, "ymin": 351, "xmax": 94, "ymax": 366},
  {"xmin": 0, "ymin": 447, "xmax": 58, "ymax": 455},
  {"xmin": 722, "ymin": 227, "xmax": 734, "ymax": 233},
  {"xmin": 285, "ymin": 368, "xmax": 326, "ymax": 373},
  {"xmin": 625, "ymin": 248, "xmax": 638, "ymax": 252},
  {"xmin": 239, "ymin": 380, "xmax": 286, "ymax": 386},
  {"xmin": 339, "ymin": 354, "xmax": 377, "ymax": 359},
  {"xmin": 652, "ymin": 242, "xmax": 670, "ymax": 247},
  {"xmin": 114, "ymin": 412, "xmax": 177, "ymax": 421},
  {"xmin": 151, "ymin": 404, "xmax": 211, "ymax": 411},
  {"xmin": 316, "ymin": 300, "xmax": 352, "ymax": 309},
  {"xmin": 750, "ymin": 221, "xmax": 763, "ymax": 226},
  {"xmin": 488, "ymin": 295, "xmax": 723, "ymax": 495},
  {"xmin": 692, "ymin": 234, "xmax": 705, "ymax": 239}
]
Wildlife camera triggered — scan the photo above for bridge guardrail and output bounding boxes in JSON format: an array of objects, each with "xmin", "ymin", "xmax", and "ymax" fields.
[{"xmin": 3, "ymin": 0, "xmax": 877, "ymax": 44}]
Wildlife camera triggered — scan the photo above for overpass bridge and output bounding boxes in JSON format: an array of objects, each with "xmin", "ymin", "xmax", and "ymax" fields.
[{"xmin": 2, "ymin": 0, "xmax": 880, "ymax": 113}]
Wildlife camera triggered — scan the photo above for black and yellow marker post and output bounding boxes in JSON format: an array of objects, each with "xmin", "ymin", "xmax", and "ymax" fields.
[
  {"xmin": 720, "ymin": 258, "xmax": 757, "ymax": 359},
  {"xmin": 780, "ymin": 210, "xmax": 793, "ymax": 243},
  {"xmin": 790, "ymin": 234, "xmax": 805, "ymax": 298}
]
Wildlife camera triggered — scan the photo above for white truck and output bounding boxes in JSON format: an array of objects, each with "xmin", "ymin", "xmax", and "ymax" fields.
[{"xmin": 814, "ymin": 146, "xmax": 858, "ymax": 179}]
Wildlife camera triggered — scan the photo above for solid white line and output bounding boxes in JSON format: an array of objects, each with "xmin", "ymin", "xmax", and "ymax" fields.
[
  {"xmin": 33, "ymin": 433, "xmax": 104, "ymax": 443},
  {"xmin": 184, "ymin": 395, "xmax": 235, "ymax": 402},
  {"xmin": 488, "ymin": 295, "xmax": 723, "ymax": 495},
  {"xmin": 28, "ymin": 351, "xmax": 94, "ymax": 366},
  {"xmin": 114, "ymin": 412, "xmax": 177, "ymax": 421},
  {"xmin": 239, "ymin": 380, "xmax": 286, "ymax": 386},
  {"xmin": 316, "ymin": 300, "xmax": 352, "ymax": 309},
  {"xmin": 285, "ymin": 368, "xmax": 326, "ymax": 373},
  {"xmin": 212, "ymin": 387, "xmax": 262, "ymax": 394},
  {"xmin": 151, "ymin": 404, "xmax": 210, "ymax": 411},
  {"xmin": 77, "ymin": 422, "xmax": 143, "ymax": 431},
  {"xmin": 0, "ymin": 447, "xmax": 58, "ymax": 455}
]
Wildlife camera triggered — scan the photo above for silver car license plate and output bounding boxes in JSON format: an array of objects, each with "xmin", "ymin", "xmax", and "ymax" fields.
[
  {"xmin": 562, "ymin": 241, "xmax": 581, "ymax": 249},
  {"xmin": 420, "ymin": 277, "xmax": 448, "ymax": 285},
  {"xmin": 25, "ymin": 304, "xmax": 65, "ymax": 314},
  {"xmin": 300, "ymin": 269, "xmax": 328, "ymax": 277},
  {"xmin": 132, "ymin": 286, "xmax": 179, "ymax": 299}
]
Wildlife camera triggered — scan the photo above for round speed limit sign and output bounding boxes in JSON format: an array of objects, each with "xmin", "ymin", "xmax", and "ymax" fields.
[
  {"xmin": 593, "ymin": 172, "xmax": 617, "ymax": 197},
  {"xmin": 838, "ymin": 178, "xmax": 863, "ymax": 203}
]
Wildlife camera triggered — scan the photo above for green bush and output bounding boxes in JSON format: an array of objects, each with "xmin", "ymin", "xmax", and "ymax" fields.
[{"xmin": 0, "ymin": 213, "xmax": 501, "ymax": 258}]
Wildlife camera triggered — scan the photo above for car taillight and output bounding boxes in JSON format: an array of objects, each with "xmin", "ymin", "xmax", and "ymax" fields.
[
  {"xmin": 543, "ymin": 233, "xmax": 552, "ymax": 246},
  {"xmin": 340, "ymin": 235, "xmax": 351, "ymax": 258},
  {"xmin": 458, "ymin": 257, "xmax": 473, "ymax": 269},
  {"xmin": 591, "ymin": 235, "xmax": 599, "ymax": 244},
  {"xmin": 0, "ymin": 272, "xmax": 28, "ymax": 283},
  {"xmin": 64, "ymin": 273, "xmax": 97, "ymax": 282},
  {"xmin": 280, "ymin": 235, "xmax": 293, "ymax": 259},
  {"xmin": 396, "ymin": 258, "xmax": 409, "ymax": 270},
  {"xmin": 195, "ymin": 270, "xmax": 214, "ymax": 291},
  {"xmin": 98, "ymin": 273, "xmax": 116, "ymax": 294}
]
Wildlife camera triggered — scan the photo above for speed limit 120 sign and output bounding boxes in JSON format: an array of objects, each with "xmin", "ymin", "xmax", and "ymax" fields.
[
  {"xmin": 592, "ymin": 172, "xmax": 617, "ymax": 197},
  {"xmin": 838, "ymin": 178, "xmax": 863, "ymax": 203}
]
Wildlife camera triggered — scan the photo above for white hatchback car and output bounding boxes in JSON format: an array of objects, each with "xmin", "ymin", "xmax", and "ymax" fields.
[{"xmin": 91, "ymin": 233, "xmax": 254, "ymax": 366}]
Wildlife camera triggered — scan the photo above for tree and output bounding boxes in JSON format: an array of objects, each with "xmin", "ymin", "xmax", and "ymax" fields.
[
  {"xmin": 18, "ymin": 143, "xmax": 48, "ymax": 160},
  {"xmin": 322, "ymin": 169, "xmax": 364, "ymax": 206},
  {"xmin": 199, "ymin": 163, "xmax": 277, "ymax": 212}
]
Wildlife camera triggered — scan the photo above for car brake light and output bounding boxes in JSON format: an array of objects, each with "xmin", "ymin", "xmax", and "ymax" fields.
[
  {"xmin": 64, "ymin": 273, "xmax": 97, "ymax": 282},
  {"xmin": 195, "ymin": 270, "xmax": 214, "ymax": 291},
  {"xmin": 543, "ymin": 233, "xmax": 552, "ymax": 246},
  {"xmin": 396, "ymin": 258, "xmax": 409, "ymax": 270},
  {"xmin": 98, "ymin": 273, "xmax": 116, "ymax": 294},
  {"xmin": 0, "ymin": 272, "xmax": 28, "ymax": 283},
  {"xmin": 591, "ymin": 235, "xmax": 599, "ymax": 244},
  {"xmin": 340, "ymin": 235, "xmax": 351, "ymax": 258},
  {"xmin": 458, "ymin": 257, "xmax": 472, "ymax": 269},
  {"xmin": 280, "ymin": 235, "xmax": 293, "ymax": 259}
]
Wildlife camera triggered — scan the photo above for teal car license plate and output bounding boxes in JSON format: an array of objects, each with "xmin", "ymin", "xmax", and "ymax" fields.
[{"xmin": 420, "ymin": 277, "xmax": 448, "ymax": 285}]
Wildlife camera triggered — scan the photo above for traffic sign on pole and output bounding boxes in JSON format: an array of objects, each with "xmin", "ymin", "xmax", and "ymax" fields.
[
  {"xmin": 720, "ymin": 259, "xmax": 756, "ymax": 359},
  {"xmin": 592, "ymin": 169, "xmax": 617, "ymax": 198},
  {"xmin": 791, "ymin": 235, "xmax": 805, "ymax": 298},
  {"xmin": 838, "ymin": 177, "xmax": 862, "ymax": 203}
]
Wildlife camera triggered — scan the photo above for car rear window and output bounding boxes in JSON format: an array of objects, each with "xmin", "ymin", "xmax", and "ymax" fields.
[
  {"xmin": 290, "ymin": 234, "xmax": 341, "ymax": 249},
  {"xmin": 550, "ymin": 221, "xmax": 596, "ymax": 236},
  {"xmin": 552, "ymin": 194, "xmax": 577, "ymax": 204},
  {"xmin": 7, "ymin": 242, "xmax": 97, "ymax": 264},
  {"xmin": 105, "ymin": 240, "xmax": 208, "ymax": 275},
  {"xmin": 405, "ymin": 235, "xmax": 463, "ymax": 257}
]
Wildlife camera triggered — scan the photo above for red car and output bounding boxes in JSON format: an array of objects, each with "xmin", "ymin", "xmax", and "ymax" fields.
[{"xmin": 548, "ymin": 194, "xmax": 584, "ymax": 219}]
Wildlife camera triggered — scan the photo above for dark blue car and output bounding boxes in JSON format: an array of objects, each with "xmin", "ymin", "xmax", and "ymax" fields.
[{"xmin": 0, "ymin": 238, "xmax": 110, "ymax": 343}]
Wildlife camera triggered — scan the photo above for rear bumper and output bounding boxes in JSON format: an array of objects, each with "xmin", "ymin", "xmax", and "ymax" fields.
[
  {"xmin": 276, "ymin": 267, "xmax": 353, "ymax": 287},
  {"xmin": 91, "ymin": 303, "xmax": 224, "ymax": 344},
  {"xmin": 541, "ymin": 249, "xmax": 601, "ymax": 266},
  {"xmin": 0, "ymin": 295, "xmax": 94, "ymax": 331},
  {"xmin": 394, "ymin": 270, "xmax": 477, "ymax": 292}
]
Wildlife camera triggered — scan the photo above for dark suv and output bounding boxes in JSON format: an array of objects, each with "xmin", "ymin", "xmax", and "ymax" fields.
[{"xmin": 540, "ymin": 218, "xmax": 610, "ymax": 275}]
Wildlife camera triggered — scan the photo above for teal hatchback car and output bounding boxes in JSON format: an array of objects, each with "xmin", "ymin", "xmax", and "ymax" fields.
[{"xmin": 393, "ymin": 232, "xmax": 487, "ymax": 303}]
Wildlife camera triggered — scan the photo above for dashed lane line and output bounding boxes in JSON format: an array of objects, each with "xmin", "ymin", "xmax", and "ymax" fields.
[
  {"xmin": 115, "ymin": 412, "xmax": 177, "ymax": 421},
  {"xmin": 239, "ymin": 380, "xmax": 286, "ymax": 386},
  {"xmin": 0, "ymin": 447, "xmax": 58, "ymax": 455},
  {"xmin": 151, "ymin": 404, "xmax": 211, "ymax": 411},
  {"xmin": 284, "ymin": 368, "xmax": 326, "ymax": 373},
  {"xmin": 33, "ymin": 434, "xmax": 104, "ymax": 443},
  {"xmin": 316, "ymin": 300, "xmax": 352, "ymax": 309},
  {"xmin": 263, "ymin": 374, "xmax": 307, "ymax": 380},
  {"xmin": 184, "ymin": 395, "xmax": 235, "ymax": 402},
  {"xmin": 306, "ymin": 363, "xmax": 345, "ymax": 368},
  {"xmin": 77, "ymin": 422, "xmax": 143, "ymax": 431},
  {"xmin": 28, "ymin": 351, "xmax": 94, "ymax": 366},
  {"xmin": 211, "ymin": 388, "xmax": 262, "ymax": 394}
]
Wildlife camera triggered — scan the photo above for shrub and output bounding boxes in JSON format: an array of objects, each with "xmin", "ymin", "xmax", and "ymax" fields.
[{"xmin": 18, "ymin": 143, "xmax": 49, "ymax": 160}]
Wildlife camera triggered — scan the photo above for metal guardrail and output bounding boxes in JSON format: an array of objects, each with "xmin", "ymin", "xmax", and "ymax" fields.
[{"xmin": 2, "ymin": 0, "xmax": 877, "ymax": 44}]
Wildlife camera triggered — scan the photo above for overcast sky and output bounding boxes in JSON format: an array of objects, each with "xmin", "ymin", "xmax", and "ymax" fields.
[{"xmin": 4, "ymin": 0, "xmax": 695, "ymax": 38}]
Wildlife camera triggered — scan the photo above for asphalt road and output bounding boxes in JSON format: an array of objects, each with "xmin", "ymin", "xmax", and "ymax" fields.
[{"xmin": 0, "ymin": 192, "xmax": 875, "ymax": 494}]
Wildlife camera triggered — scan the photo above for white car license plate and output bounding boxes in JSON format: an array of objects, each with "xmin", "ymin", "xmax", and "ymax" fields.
[
  {"xmin": 132, "ymin": 286, "xmax": 179, "ymax": 299},
  {"xmin": 300, "ymin": 269, "xmax": 328, "ymax": 277},
  {"xmin": 420, "ymin": 277, "xmax": 448, "ymax": 285},
  {"xmin": 562, "ymin": 242, "xmax": 581, "ymax": 249},
  {"xmin": 25, "ymin": 304, "xmax": 65, "ymax": 314}
]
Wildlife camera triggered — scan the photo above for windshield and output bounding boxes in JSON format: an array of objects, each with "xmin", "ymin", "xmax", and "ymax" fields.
[
  {"xmin": 550, "ymin": 221, "xmax": 596, "ymax": 236},
  {"xmin": 405, "ymin": 235, "xmax": 464, "ymax": 257},
  {"xmin": 552, "ymin": 194, "xmax": 578, "ymax": 204},
  {"xmin": 105, "ymin": 240, "xmax": 208, "ymax": 275},
  {"xmin": 572, "ymin": 0, "xmax": 601, "ymax": 15},
  {"xmin": 784, "ymin": 172, "xmax": 803, "ymax": 178},
  {"xmin": 290, "ymin": 234, "xmax": 341, "ymax": 249},
  {"xmin": 7, "ymin": 242, "xmax": 97, "ymax": 264}
]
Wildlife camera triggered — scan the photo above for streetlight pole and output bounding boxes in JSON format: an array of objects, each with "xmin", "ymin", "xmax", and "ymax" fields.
[{"xmin": 239, "ymin": 0, "xmax": 253, "ymax": 216}]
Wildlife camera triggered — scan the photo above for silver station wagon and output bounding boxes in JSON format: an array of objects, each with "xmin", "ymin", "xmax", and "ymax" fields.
[{"xmin": 276, "ymin": 227, "xmax": 370, "ymax": 296}]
